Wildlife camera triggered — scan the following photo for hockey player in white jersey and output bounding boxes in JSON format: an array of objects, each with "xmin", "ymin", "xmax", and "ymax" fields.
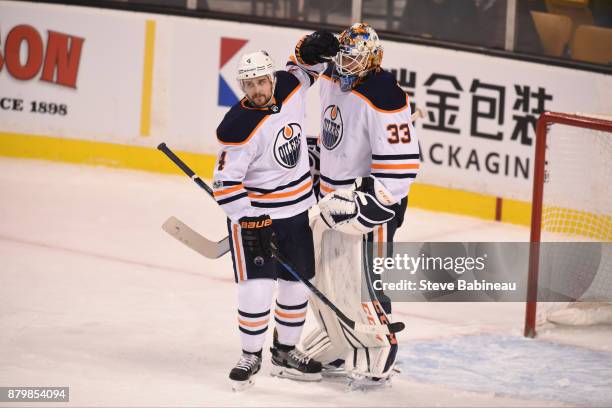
[
  {"xmin": 295, "ymin": 23, "xmax": 420, "ymax": 384},
  {"xmin": 212, "ymin": 47, "xmax": 337, "ymax": 390}
]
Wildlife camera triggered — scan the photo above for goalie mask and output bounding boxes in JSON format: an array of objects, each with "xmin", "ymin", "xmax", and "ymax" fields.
[
  {"xmin": 332, "ymin": 23, "xmax": 383, "ymax": 92},
  {"xmin": 237, "ymin": 50, "xmax": 277, "ymax": 106}
]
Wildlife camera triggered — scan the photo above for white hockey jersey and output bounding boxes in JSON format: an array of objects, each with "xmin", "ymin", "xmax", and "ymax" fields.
[
  {"xmin": 212, "ymin": 63, "xmax": 322, "ymax": 222},
  {"xmin": 316, "ymin": 65, "xmax": 420, "ymax": 203}
]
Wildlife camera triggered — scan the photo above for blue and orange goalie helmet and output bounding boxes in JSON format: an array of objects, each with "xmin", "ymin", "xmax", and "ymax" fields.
[{"xmin": 332, "ymin": 23, "xmax": 383, "ymax": 91}]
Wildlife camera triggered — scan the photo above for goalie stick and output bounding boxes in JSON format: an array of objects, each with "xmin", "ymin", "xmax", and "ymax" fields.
[
  {"xmin": 157, "ymin": 143, "xmax": 405, "ymax": 336},
  {"xmin": 165, "ymin": 107, "xmax": 426, "ymax": 259}
]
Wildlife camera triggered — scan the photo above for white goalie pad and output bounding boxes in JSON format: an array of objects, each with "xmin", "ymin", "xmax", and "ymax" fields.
[{"xmin": 302, "ymin": 217, "xmax": 398, "ymax": 379}]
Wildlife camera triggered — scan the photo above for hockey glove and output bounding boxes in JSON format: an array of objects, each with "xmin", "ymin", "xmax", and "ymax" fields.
[
  {"xmin": 239, "ymin": 214, "xmax": 276, "ymax": 266},
  {"xmin": 318, "ymin": 177, "xmax": 396, "ymax": 235},
  {"xmin": 354, "ymin": 176, "xmax": 399, "ymax": 207},
  {"xmin": 296, "ymin": 31, "xmax": 340, "ymax": 65}
]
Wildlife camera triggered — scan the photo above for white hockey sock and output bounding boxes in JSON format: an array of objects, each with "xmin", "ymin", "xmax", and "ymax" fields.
[
  {"xmin": 237, "ymin": 279, "xmax": 274, "ymax": 353},
  {"xmin": 275, "ymin": 279, "xmax": 310, "ymax": 346}
]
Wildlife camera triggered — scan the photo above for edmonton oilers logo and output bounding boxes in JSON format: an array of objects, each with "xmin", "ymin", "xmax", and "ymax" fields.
[
  {"xmin": 322, "ymin": 105, "xmax": 343, "ymax": 150},
  {"xmin": 274, "ymin": 123, "xmax": 302, "ymax": 168}
]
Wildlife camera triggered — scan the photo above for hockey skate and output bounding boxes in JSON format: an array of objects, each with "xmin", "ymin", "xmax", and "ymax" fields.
[
  {"xmin": 347, "ymin": 373, "xmax": 393, "ymax": 391},
  {"xmin": 229, "ymin": 351, "xmax": 262, "ymax": 391},
  {"xmin": 270, "ymin": 341, "xmax": 323, "ymax": 382},
  {"xmin": 346, "ymin": 362, "xmax": 401, "ymax": 391},
  {"xmin": 321, "ymin": 359, "xmax": 348, "ymax": 379}
]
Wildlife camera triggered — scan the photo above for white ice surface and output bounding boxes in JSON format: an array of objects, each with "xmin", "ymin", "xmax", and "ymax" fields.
[{"xmin": 1, "ymin": 158, "xmax": 610, "ymax": 407}]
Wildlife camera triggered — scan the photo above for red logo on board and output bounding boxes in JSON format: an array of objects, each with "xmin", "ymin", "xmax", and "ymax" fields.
[{"xmin": 0, "ymin": 24, "xmax": 84, "ymax": 88}]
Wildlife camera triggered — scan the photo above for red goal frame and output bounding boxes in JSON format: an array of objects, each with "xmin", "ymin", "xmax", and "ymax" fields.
[{"xmin": 524, "ymin": 112, "xmax": 612, "ymax": 338}]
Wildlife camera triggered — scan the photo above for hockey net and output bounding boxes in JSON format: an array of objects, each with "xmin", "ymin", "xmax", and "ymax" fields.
[{"xmin": 524, "ymin": 112, "xmax": 612, "ymax": 337}]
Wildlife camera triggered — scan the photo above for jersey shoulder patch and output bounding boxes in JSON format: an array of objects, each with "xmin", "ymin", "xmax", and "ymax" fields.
[
  {"xmin": 216, "ymin": 103, "xmax": 266, "ymax": 145},
  {"xmin": 274, "ymin": 70, "xmax": 301, "ymax": 102},
  {"xmin": 353, "ymin": 70, "xmax": 407, "ymax": 112}
]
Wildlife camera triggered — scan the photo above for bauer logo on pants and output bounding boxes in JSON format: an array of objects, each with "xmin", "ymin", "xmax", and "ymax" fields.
[
  {"xmin": 274, "ymin": 123, "xmax": 302, "ymax": 168},
  {"xmin": 322, "ymin": 105, "xmax": 343, "ymax": 150}
]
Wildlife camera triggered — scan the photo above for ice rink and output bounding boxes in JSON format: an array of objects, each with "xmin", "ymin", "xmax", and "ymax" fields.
[{"xmin": 1, "ymin": 157, "xmax": 611, "ymax": 407}]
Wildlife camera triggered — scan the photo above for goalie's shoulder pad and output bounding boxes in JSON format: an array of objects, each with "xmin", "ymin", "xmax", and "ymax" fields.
[
  {"xmin": 216, "ymin": 103, "xmax": 267, "ymax": 145},
  {"xmin": 352, "ymin": 70, "xmax": 408, "ymax": 112}
]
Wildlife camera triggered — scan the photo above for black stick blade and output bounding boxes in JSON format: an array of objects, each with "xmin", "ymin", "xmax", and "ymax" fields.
[{"xmin": 389, "ymin": 322, "xmax": 405, "ymax": 333}]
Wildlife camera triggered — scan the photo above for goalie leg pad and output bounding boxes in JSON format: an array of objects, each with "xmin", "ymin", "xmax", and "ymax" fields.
[
  {"xmin": 301, "ymin": 217, "xmax": 351, "ymax": 365},
  {"xmin": 346, "ymin": 345, "xmax": 398, "ymax": 381},
  {"xmin": 302, "ymin": 224, "xmax": 399, "ymax": 379}
]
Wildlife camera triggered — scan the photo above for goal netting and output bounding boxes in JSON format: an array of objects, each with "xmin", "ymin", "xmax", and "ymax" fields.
[{"xmin": 524, "ymin": 112, "xmax": 612, "ymax": 337}]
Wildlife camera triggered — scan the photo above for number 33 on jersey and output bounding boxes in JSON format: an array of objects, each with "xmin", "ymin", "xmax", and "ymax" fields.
[{"xmin": 318, "ymin": 67, "xmax": 420, "ymax": 203}]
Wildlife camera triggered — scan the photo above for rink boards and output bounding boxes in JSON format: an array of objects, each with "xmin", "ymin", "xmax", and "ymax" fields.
[{"xmin": 1, "ymin": 0, "xmax": 611, "ymax": 225}]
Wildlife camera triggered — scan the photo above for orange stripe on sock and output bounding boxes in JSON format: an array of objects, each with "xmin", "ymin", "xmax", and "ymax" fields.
[
  {"xmin": 238, "ymin": 318, "xmax": 269, "ymax": 328},
  {"xmin": 275, "ymin": 309, "xmax": 307, "ymax": 319}
]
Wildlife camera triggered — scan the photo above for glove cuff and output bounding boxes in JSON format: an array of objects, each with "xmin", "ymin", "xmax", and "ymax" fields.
[{"xmin": 294, "ymin": 35, "xmax": 309, "ymax": 65}]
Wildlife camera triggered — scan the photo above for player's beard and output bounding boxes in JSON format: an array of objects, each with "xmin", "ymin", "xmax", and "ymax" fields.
[{"xmin": 252, "ymin": 93, "xmax": 271, "ymax": 107}]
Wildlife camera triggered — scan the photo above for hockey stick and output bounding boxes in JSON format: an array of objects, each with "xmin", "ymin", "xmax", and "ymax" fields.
[
  {"xmin": 270, "ymin": 241, "xmax": 405, "ymax": 336},
  {"xmin": 162, "ymin": 215, "xmax": 403, "ymax": 336},
  {"xmin": 157, "ymin": 143, "xmax": 405, "ymax": 336},
  {"xmin": 162, "ymin": 208, "xmax": 318, "ymax": 260},
  {"xmin": 162, "ymin": 216, "xmax": 229, "ymax": 259},
  {"xmin": 160, "ymin": 108, "xmax": 426, "ymax": 259},
  {"xmin": 158, "ymin": 143, "xmax": 214, "ymax": 196}
]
